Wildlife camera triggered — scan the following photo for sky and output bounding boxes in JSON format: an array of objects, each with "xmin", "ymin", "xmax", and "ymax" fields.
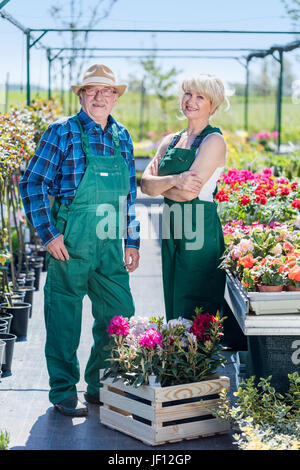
[{"xmin": 0, "ymin": 0, "xmax": 300, "ymax": 95}]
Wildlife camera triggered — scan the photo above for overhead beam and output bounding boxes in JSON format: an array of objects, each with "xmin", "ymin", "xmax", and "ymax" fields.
[
  {"xmin": 29, "ymin": 28, "xmax": 300, "ymax": 34},
  {"xmin": 0, "ymin": 0, "xmax": 10, "ymax": 9}
]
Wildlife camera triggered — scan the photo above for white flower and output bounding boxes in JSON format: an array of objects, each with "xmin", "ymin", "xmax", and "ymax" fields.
[
  {"xmin": 167, "ymin": 317, "xmax": 190, "ymax": 330},
  {"xmin": 270, "ymin": 243, "xmax": 282, "ymax": 256},
  {"xmin": 294, "ymin": 215, "xmax": 300, "ymax": 229}
]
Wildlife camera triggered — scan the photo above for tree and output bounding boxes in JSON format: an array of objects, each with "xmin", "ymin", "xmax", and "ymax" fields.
[
  {"xmin": 251, "ymin": 59, "xmax": 275, "ymax": 97},
  {"xmin": 140, "ymin": 58, "xmax": 181, "ymax": 132},
  {"xmin": 281, "ymin": 0, "xmax": 300, "ymax": 25},
  {"xmin": 49, "ymin": 0, "xmax": 119, "ymax": 113}
]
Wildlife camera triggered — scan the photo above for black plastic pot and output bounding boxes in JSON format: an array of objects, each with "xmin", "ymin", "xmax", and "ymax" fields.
[
  {"xmin": 0, "ymin": 312, "xmax": 13, "ymax": 333},
  {"xmin": 24, "ymin": 276, "xmax": 35, "ymax": 288},
  {"xmin": 0, "ymin": 319, "xmax": 8, "ymax": 333},
  {"xmin": 11, "ymin": 292, "xmax": 26, "ymax": 303},
  {"xmin": 0, "ymin": 333, "xmax": 17, "ymax": 376},
  {"xmin": 33, "ymin": 263, "xmax": 43, "ymax": 291},
  {"xmin": 37, "ymin": 249, "xmax": 47, "ymax": 272},
  {"xmin": 0, "ymin": 339, "xmax": 6, "ymax": 378},
  {"xmin": 0, "ymin": 325, "xmax": 7, "ymax": 333},
  {"xmin": 15, "ymin": 287, "xmax": 35, "ymax": 318},
  {"xmin": 1, "ymin": 302, "xmax": 31, "ymax": 341}
]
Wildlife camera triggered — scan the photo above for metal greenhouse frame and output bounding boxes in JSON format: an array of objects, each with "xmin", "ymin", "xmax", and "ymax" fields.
[{"xmin": 0, "ymin": 6, "xmax": 299, "ymax": 151}]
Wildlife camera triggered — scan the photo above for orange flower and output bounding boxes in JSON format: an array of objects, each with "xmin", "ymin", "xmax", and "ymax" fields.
[
  {"xmin": 283, "ymin": 242, "xmax": 294, "ymax": 253},
  {"xmin": 288, "ymin": 266, "xmax": 300, "ymax": 282},
  {"xmin": 239, "ymin": 254, "xmax": 255, "ymax": 269}
]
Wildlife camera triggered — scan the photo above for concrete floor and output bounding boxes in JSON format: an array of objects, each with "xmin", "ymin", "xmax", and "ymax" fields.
[{"xmin": 0, "ymin": 193, "xmax": 238, "ymax": 450}]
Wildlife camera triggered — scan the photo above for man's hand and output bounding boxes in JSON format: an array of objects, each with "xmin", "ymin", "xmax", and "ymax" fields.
[
  {"xmin": 46, "ymin": 234, "xmax": 70, "ymax": 261},
  {"xmin": 174, "ymin": 171, "xmax": 203, "ymax": 193},
  {"xmin": 124, "ymin": 247, "xmax": 140, "ymax": 273}
]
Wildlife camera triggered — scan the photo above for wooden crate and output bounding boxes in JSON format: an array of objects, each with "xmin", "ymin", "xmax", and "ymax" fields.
[{"xmin": 100, "ymin": 371, "xmax": 230, "ymax": 446}]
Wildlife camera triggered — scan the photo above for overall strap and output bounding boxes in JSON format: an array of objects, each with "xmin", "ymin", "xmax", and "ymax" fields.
[
  {"xmin": 111, "ymin": 123, "xmax": 120, "ymax": 149},
  {"xmin": 191, "ymin": 125, "xmax": 223, "ymax": 149},
  {"xmin": 74, "ymin": 115, "xmax": 91, "ymax": 158},
  {"xmin": 167, "ymin": 129, "xmax": 185, "ymax": 150}
]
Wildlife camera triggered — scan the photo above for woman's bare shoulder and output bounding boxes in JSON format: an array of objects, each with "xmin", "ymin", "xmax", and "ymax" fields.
[{"xmin": 155, "ymin": 133, "xmax": 176, "ymax": 158}]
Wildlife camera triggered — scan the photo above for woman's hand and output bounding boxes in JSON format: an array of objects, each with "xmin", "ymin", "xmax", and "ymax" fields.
[
  {"xmin": 174, "ymin": 171, "xmax": 203, "ymax": 193},
  {"xmin": 148, "ymin": 155, "xmax": 162, "ymax": 176}
]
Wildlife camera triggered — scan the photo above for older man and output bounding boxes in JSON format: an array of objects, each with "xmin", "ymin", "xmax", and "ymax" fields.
[{"xmin": 20, "ymin": 64, "xmax": 140, "ymax": 416}]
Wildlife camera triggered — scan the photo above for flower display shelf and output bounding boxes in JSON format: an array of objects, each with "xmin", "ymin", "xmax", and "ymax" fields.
[
  {"xmin": 225, "ymin": 270, "xmax": 300, "ymax": 335},
  {"xmin": 100, "ymin": 370, "xmax": 230, "ymax": 446}
]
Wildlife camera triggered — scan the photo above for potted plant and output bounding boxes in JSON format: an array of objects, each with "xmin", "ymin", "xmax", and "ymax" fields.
[
  {"xmin": 100, "ymin": 310, "xmax": 230, "ymax": 445},
  {"xmin": 286, "ymin": 264, "xmax": 300, "ymax": 291},
  {"xmin": 255, "ymin": 256, "xmax": 287, "ymax": 292}
]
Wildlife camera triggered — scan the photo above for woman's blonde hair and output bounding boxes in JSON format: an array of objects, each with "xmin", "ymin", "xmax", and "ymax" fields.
[{"xmin": 181, "ymin": 74, "xmax": 230, "ymax": 117}]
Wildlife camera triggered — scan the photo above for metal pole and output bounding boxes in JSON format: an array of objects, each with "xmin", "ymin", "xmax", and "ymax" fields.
[
  {"xmin": 0, "ymin": 0, "xmax": 10, "ymax": 9},
  {"xmin": 5, "ymin": 72, "xmax": 9, "ymax": 113},
  {"xmin": 29, "ymin": 28, "xmax": 300, "ymax": 34},
  {"xmin": 47, "ymin": 49, "xmax": 51, "ymax": 100},
  {"xmin": 139, "ymin": 79, "xmax": 146, "ymax": 140},
  {"xmin": 245, "ymin": 61, "xmax": 249, "ymax": 131},
  {"xmin": 68, "ymin": 60, "xmax": 72, "ymax": 116},
  {"xmin": 26, "ymin": 30, "xmax": 30, "ymax": 105},
  {"xmin": 277, "ymin": 50, "xmax": 284, "ymax": 153},
  {"xmin": 60, "ymin": 58, "xmax": 65, "ymax": 110}
]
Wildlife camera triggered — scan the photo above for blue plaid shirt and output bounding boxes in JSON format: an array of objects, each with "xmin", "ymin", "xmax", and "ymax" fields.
[{"xmin": 19, "ymin": 108, "xmax": 140, "ymax": 249}]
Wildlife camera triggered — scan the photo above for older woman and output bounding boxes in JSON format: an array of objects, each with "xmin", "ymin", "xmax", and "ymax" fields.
[{"xmin": 141, "ymin": 74, "xmax": 228, "ymax": 321}]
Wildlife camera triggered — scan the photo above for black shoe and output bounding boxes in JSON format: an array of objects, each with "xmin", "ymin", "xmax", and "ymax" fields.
[
  {"xmin": 54, "ymin": 395, "xmax": 88, "ymax": 417},
  {"xmin": 84, "ymin": 392, "xmax": 103, "ymax": 406}
]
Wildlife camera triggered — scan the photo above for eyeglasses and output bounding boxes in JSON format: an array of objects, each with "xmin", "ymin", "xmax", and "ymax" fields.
[{"xmin": 82, "ymin": 87, "xmax": 117, "ymax": 97}]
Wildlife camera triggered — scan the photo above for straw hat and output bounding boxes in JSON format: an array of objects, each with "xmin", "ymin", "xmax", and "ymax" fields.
[{"xmin": 71, "ymin": 64, "xmax": 127, "ymax": 96}]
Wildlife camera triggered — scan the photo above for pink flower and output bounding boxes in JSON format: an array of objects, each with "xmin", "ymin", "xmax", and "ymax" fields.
[
  {"xmin": 277, "ymin": 177, "xmax": 290, "ymax": 185},
  {"xmin": 263, "ymin": 168, "xmax": 273, "ymax": 177},
  {"xmin": 107, "ymin": 316, "xmax": 130, "ymax": 337},
  {"xmin": 138, "ymin": 328, "xmax": 163, "ymax": 348},
  {"xmin": 238, "ymin": 239, "xmax": 255, "ymax": 253},
  {"xmin": 147, "ymin": 131, "xmax": 154, "ymax": 138},
  {"xmin": 272, "ymin": 131, "xmax": 279, "ymax": 139}
]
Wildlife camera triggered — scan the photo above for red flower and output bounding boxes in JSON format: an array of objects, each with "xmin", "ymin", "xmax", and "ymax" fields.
[
  {"xmin": 255, "ymin": 195, "xmax": 267, "ymax": 205},
  {"xmin": 291, "ymin": 200, "xmax": 300, "ymax": 209},
  {"xmin": 254, "ymin": 186, "xmax": 267, "ymax": 196},
  {"xmin": 215, "ymin": 190, "xmax": 229, "ymax": 202},
  {"xmin": 190, "ymin": 313, "xmax": 216, "ymax": 342},
  {"xmin": 239, "ymin": 195, "xmax": 251, "ymax": 206},
  {"xmin": 268, "ymin": 189, "xmax": 277, "ymax": 197},
  {"xmin": 291, "ymin": 182, "xmax": 298, "ymax": 191},
  {"xmin": 281, "ymin": 187, "xmax": 290, "ymax": 196}
]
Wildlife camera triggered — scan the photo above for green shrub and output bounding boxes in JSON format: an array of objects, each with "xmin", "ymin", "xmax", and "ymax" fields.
[
  {"xmin": 0, "ymin": 430, "xmax": 10, "ymax": 450},
  {"xmin": 211, "ymin": 373, "xmax": 300, "ymax": 450}
]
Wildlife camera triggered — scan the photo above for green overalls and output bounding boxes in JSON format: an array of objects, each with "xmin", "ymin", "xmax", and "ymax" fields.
[
  {"xmin": 44, "ymin": 116, "xmax": 135, "ymax": 405},
  {"xmin": 158, "ymin": 125, "xmax": 226, "ymax": 321}
]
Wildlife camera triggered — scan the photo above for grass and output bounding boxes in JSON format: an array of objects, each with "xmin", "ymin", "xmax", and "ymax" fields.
[{"xmin": 0, "ymin": 89, "xmax": 299, "ymax": 143}]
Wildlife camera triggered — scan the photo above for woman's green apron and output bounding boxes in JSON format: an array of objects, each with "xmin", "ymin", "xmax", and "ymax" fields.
[
  {"xmin": 44, "ymin": 116, "xmax": 134, "ymax": 405},
  {"xmin": 158, "ymin": 125, "xmax": 226, "ymax": 321}
]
